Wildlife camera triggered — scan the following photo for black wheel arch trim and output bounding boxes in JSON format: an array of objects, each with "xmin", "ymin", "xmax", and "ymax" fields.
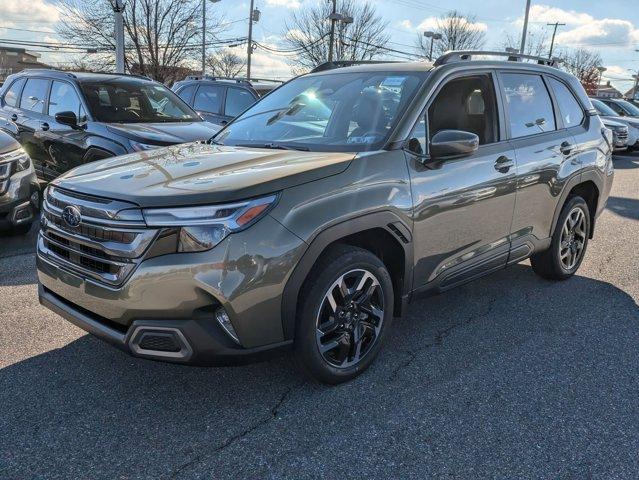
[
  {"xmin": 280, "ymin": 210, "xmax": 413, "ymax": 340},
  {"xmin": 550, "ymin": 169, "xmax": 603, "ymax": 239}
]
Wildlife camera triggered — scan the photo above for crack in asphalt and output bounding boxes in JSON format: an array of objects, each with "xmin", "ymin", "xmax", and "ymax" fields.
[
  {"xmin": 388, "ymin": 295, "xmax": 499, "ymax": 381},
  {"xmin": 167, "ymin": 381, "xmax": 304, "ymax": 480}
]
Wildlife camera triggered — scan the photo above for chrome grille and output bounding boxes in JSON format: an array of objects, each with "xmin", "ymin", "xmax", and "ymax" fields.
[{"xmin": 38, "ymin": 186, "xmax": 158, "ymax": 286}]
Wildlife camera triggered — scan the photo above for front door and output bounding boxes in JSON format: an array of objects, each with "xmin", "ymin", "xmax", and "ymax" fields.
[{"xmin": 407, "ymin": 72, "xmax": 517, "ymax": 291}]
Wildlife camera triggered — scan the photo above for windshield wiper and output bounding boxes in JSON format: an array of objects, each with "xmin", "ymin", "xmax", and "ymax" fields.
[{"xmin": 236, "ymin": 143, "xmax": 310, "ymax": 151}]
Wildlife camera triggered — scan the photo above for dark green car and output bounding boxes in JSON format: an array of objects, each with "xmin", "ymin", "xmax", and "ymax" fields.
[{"xmin": 37, "ymin": 52, "xmax": 614, "ymax": 383}]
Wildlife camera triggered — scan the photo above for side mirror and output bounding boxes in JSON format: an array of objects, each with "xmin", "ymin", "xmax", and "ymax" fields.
[
  {"xmin": 430, "ymin": 129, "xmax": 479, "ymax": 160},
  {"xmin": 55, "ymin": 111, "xmax": 79, "ymax": 128}
]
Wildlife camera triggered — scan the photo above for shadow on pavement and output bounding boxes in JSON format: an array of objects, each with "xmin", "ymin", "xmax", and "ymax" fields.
[
  {"xmin": 612, "ymin": 154, "xmax": 639, "ymax": 169},
  {"xmin": 606, "ymin": 196, "xmax": 639, "ymax": 221},
  {"xmin": 2, "ymin": 264, "xmax": 639, "ymax": 478}
]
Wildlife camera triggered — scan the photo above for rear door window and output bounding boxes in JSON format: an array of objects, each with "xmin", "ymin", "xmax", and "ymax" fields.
[
  {"xmin": 500, "ymin": 73, "xmax": 556, "ymax": 138},
  {"xmin": 176, "ymin": 84, "xmax": 196, "ymax": 105},
  {"xmin": 547, "ymin": 77, "xmax": 584, "ymax": 128},
  {"xmin": 193, "ymin": 85, "xmax": 223, "ymax": 114},
  {"xmin": 225, "ymin": 88, "xmax": 256, "ymax": 117},
  {"xmin": 3, "ymin": 78, "xmax": 26, "ymax": 107},
  {"xmin": 19, "ymin": 78, "xmax": 50, "ymax": 114}
]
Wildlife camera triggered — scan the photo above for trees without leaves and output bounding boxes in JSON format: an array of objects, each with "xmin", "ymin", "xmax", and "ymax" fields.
[
  {"xmin": 417, "ymin": 11, "xmax": 486, "ymax": 59},
  {"xmin": 206, "ymin": 51, "xmax": 246, "ymax": 78},
  {"xmin": 57, "ymin": 0, "xmax": 226, "ymax": 84},
  {"xmin": 284, "ymin": 0, "xmax": 389, "ymax": 74}
]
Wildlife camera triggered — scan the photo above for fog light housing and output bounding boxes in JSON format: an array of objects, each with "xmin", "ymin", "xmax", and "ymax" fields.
[{"xmin": 215, "ymin": 306, "xmax": 240, "ymax": 344}]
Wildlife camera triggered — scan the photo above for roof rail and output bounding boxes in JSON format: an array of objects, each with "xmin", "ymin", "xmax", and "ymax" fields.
[
  {"xmin": 184, "ymin": 74, "xmax": 251, "ymax": 84},
  {"xmin": 433, "ymin": 50, "xmax": 562, "ymax": 68},
  {"xmin": 22, "ymin": 68, "xmax": 76, "ymax": 78},
  {"xmin": 310, "ymin": 60, "xmax": 401, "ymax": 73}
]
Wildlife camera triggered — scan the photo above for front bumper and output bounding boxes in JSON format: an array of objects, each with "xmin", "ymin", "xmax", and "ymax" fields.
[
  {"xmin": 0, "ymin": 168, "xmax": 39, "ymax": 229},
  {"xmin": 37, "ymin": 214, "xmax": 306, "ymax": 366},
  {"xmin": 39, "ymin": 284, "xmax": 292, "ymax": 365}
]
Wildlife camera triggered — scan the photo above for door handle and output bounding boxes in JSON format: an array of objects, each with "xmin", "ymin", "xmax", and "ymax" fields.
[
  {"xmin": 494, "ymin": 156, "xmax": 515, "ymax": 173},
  {"xmin": 41, "ymin": 122, "xmax": 50, "ymax": 131},
  {"xmin": 220, "ymin": 120, "xmax": 228, "ymax": 126},
  {"xmin": 560, "ymin": 141, "xmax": 573, "ymax": 155},
  {"xmin": 10, "ymin": 114, "xmax": 18, "ymax": 122}
]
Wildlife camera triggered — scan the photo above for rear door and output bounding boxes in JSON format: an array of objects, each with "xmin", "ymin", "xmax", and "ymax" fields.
[
  {"xmin": 192, "ymin": 84, "xmax": 225, "ymax": 125},
  {"xmin": 498, "ymin": 71, "xmax": 581, "ymax": 254}
]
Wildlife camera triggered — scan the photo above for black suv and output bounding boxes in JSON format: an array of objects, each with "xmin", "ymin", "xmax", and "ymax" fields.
[
  {"xmin": 172, "ymin": 76, "xmax": 281, "ymax": 126},
  {"xmin": 0, "ymin": 70, "xmax": 220, "ymax": 181}
]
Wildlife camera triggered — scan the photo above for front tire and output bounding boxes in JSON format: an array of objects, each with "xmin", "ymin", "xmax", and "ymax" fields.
[
  {"xmin": 531, "ymin": 196, "xmax": 590, "ymax": 280},
  {"xmin": 294, "ymin": 245, "xmax": 394, "ymax": 384}
]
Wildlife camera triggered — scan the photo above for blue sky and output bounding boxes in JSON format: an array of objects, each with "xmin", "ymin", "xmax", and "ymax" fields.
[{"xmin": 2, "ymin": 0, "xmax": 639, "ymax": 92}]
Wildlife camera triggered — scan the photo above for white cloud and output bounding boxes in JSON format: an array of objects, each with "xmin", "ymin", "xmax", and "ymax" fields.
[
  {"xmin": 527, "ymin": 5, "xmax": 594, "ymax": 26},
  {"xmin": 396, "ymin": 20, "xmax": 413, "ymax": 31},
  {"xmin": 519, "ymin": 4, "xmax": 639, "ymax": 48},
  {"xmin": 0, "ymin": 0, "xmax": 59, "ymax": 27},
  {"xmin": 264, "ymin": 0, "xmax": 301, "ymax": 9},
  {"xmin": 416, "ymin": 16, "xmax": 487, "ymax": 33}
]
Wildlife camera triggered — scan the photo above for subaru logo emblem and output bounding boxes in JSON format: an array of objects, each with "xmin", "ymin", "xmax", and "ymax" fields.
[{"xmin": 62, "ymin": 205, "xmax": 82, "ymax": 228}]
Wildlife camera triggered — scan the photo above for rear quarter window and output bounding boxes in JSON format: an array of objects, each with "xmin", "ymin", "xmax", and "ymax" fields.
[
  {"xmin": 3, "ymin": 78, "xmax": 26, "ymax": 108},
  {"xmin": 547, "ymin": 77, "xmax": 584, "ymax": 128}
]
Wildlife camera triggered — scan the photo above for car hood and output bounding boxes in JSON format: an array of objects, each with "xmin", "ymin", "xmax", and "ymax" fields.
[
  {"xmin": 599, "ymin": 115, "xmax": 639, "ymax": 129},
  {"xmin": 52, "ymin": 142, "xmax": 355, "ymax": 207},
  {"xmin": 105, "ymin": 121, "xmax": 220, "ymax": 145}
]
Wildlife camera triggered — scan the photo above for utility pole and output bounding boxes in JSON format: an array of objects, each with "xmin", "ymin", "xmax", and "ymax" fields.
[
  {"xmin": 328, "ymin": 0, "xmax": 337, "ymax": 63},
  {"xmin": 112, "ymin": 0, "xmax": 125, "ymax": 74},
  {"xmin": 246, "ymin": 0, "xmax": 256, "ymax": 80},
  {"xmin": 519, "ymin": 0, "xmax": 531, "ymax": 54},
  {"xmin": 547, "ymin": 22, "xmax": 565, "ymax": 58}
]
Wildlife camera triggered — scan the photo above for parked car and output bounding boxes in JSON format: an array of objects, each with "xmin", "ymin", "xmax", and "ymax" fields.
[
  {"xmin": 590, "ymin": 98, "xmax": 639, "ymax": 150},
  {"xmin": 593, "ymin": 97, "xmax": 639, "ymax": 118},
  {"xmin": 0, "ymin": 70, "xmax": 220, "ymax": 181},
  {"xmin": 601, "ymin": 118, "xmax": 629, "ymax": 151},
  {"xmin": 0, "ymin": 130, "xmax": 39, "ymax": 234},
  {"xmin": 171, "ymin": 76, "xmax": 282, "ymax": 126},
  {"xmin": 37, "ymin": 52, "xmax": 613, "ymax": 384}
]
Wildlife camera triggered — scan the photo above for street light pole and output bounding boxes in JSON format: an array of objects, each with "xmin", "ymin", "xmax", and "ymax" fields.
[
  {"xmin": 328, "ymin": 0, "xmax": 337, "ymax": 62},
  {"xmin": 547, "ymin": 22, "xmax": 565, "ymax": 58},
  {"xmin": 596, "ymin": 67, "xmax": 606, "ymax": 96},
  {"xmin": 519, "ymin": 0, "xmax": 532, "ymax": 54},
  {"xmin": 112, "ymin": 0, "xmax": 125, "ymax": 74},
  {"xmin": 202, "ymin": 0, "xmax": 222, "ymax": 76},
  {"xmin": 423, "ymin": 31, "xmax": 442, "ymax": 61}
]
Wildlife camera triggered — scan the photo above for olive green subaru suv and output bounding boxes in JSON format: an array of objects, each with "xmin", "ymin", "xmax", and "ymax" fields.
[{"xmin": 37, "ymin": 52, "xmax": 614, "ymax": 384}]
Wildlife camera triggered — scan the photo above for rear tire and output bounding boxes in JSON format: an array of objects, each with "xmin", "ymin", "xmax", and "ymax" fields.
[
  {"xmin": 294, "ymin": 245, "xmax": 394, "ymax": 384},
  {"xmin": 531, "ymin": 196, "xmax": 590, "ymax": 280}
]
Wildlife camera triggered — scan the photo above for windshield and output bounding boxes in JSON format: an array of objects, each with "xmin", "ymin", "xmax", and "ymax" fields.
[
  {"xmin": 81, "ymin": 80, "xmax": 201, "ymax": 123},
  {"xmin": 213, "ymin": 71, "xmax": 427, "ymax": 152},
  {"xmin": 617, "ymin": 99, "xmax": 639, "ymax": 116},
  {"xmin": 591, "ymin": 99, "xmax": 618, "ymax": 117}
]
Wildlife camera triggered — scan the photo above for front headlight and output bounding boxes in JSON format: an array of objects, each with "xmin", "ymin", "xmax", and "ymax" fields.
[
  {"xmin": 143, "ymin": 194, "xmax": 278, "ymax": 252},
  {"xmin": 0, "ymin": 147, "xmax": 31, "ymax": 176}
]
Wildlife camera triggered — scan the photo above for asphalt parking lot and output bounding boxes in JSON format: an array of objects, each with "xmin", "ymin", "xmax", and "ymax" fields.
[{"xmin": 1, "ymin": 153, "xmax": 638, "ymax": 479}]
